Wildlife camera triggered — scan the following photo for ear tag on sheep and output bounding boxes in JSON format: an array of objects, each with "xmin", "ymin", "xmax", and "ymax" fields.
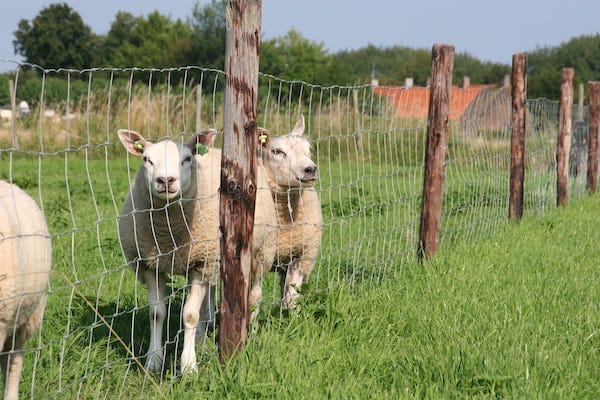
[
  {"xmin": 133, "ymin": 141, "xmax": 144, "ymax": 151},
  {"xmin": 258, "ymin": 133, "xmax": 269, "ymax": 145},
  {"xmin": 196, "ymin": 143, "xmax": 209, "ymax": 156}
]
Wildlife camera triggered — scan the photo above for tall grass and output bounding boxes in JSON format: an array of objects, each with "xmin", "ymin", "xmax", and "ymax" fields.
[
  {"xmin": 2, "ymin": 140, "xmax": 589, "ymax": 398},
  {"xmin": 1, "ymin": 68, "xmax": 587, "ymax": 397},
  {"xmin": 17, "ymin": 190, "xmax": 600, "ymax": 398}
]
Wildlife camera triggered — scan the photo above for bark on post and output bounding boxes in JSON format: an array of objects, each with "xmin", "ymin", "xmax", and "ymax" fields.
[
  {"xmin": 219, "ymin": 0, "xmax": 261, "ymax": 364},
  {"xmin": 417, "ymin": 44, "xmax": 455, "ymax": 261},
  {"xmin": 587, "ymin": 82, "xmax": 600, "ymax": 193},
  {"xmin": 556, "ymin": 68, "xmax": 574, "ymax": 207},
  {"xmin": 508, "ymin": 53, "xmax": 528, "ymax": 221}
]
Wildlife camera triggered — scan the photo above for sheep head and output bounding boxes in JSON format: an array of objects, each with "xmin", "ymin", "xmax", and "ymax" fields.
[
  {"xmin": 118, "ymin": 129, "xmax": 216, "ymax": 201},
  {"xmin": 259, "ymin": 115, "xmax": 318, "ymax": 189}
]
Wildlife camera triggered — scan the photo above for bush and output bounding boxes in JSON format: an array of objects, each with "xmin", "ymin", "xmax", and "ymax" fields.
[{"xmin": 0, "ymin": 74, "xmax": 10, "ymax": 105}]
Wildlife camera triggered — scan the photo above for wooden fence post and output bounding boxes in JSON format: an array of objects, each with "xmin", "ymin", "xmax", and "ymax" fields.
[
  {"xmin": 508, "ymin": 53, "xmax": 528, "ymax": 221},
  {"xmin": 587, "ymin": 82, "xmax": 600, "ymax": 193},
  {"xmin": 556, "ymin": 68, "xmax": 574, "ymax": 207},
  {"xmin": 417, "ymin": 44, "xmax": 455, "ymax": 261},
  {"xmin": 219, "ymin": 0, "xmax": 261, "ymax": 364}
]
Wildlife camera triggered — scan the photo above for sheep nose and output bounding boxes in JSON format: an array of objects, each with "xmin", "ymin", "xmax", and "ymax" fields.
[
  {"xmin": 157, "ymin": 176, "xmax": 175, "ymax": 187},
  {"xmin": 304, "ymin": 165, "xmax": 317, "ymax": 174}
]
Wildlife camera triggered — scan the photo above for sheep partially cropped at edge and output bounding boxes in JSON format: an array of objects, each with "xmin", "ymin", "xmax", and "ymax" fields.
[
  {"xmin": 0, "ymin": 181, "xmax": 51, "ymax": 400},
  {"xmin": 251, "ymin": 115, "xmax": 323, "ymax": 314},
  {"xmin": 117, "ymin": 129, "xmax": 276, "ymax": 373}
]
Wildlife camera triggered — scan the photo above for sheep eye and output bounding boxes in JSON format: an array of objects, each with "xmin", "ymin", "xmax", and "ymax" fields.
[
  {"xmin": 143, "ymin": 156, "xmax": 153, "ymax": 165},
  {"xmin": 182, "ymin": 156, "xmax": 192, "ymax": 165},
  {"xmin": 272, "ymin": 148, "xmax": 286, "ymax": 157}
]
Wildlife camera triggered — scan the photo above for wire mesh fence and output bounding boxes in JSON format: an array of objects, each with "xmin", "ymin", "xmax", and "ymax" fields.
[{"xmin": 0, "ymin": 62, "xmax": 589, "ymax": 397}]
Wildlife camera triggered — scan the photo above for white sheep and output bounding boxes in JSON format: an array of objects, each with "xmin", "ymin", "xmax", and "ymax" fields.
[
  {"xmin": 0, "ymin": 181, "xmax": 51, "ymax": 400},
  {"xmin": 117, "ymin": 129, "xmax": 276, "ymax": 373},
  {"xmin": 253, "ymin": 115, "xmax": 323, "ymax": 313}
]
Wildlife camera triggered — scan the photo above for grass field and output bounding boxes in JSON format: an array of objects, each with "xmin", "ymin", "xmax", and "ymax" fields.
[
  {"xmin": 0, "ymin": 91, "xmax": 589, "ymax": 398},
  {"xmin": 169, "ymin": 193, "xmax": 600, "ymax": 399},
  {"xmin": 1, "ymin": 144, "xmax": 597, "ymax": 398}
]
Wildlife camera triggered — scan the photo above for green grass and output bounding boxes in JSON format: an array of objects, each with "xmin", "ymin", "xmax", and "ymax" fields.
[
  {"xmin": 166, "ymin": 193, "xmax": 600, "ymax": 399},
  {"xmin": 1, "ymin": 135, "xmax": 593, "ymax": 398}
]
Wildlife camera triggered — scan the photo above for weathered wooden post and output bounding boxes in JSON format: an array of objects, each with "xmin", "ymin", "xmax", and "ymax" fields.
[
  {"xmin": 556, "ymin": 68, "xmax": 574, "ymax": 207},
  {"xmin": 417, "ymin": 44, "xmax": 455, "ymax": 261},
  {"xmin": 219, "ymin": 0, "xmax": 261, "ymax": 364},
  {"xmin": 508, "ymin": 53, "xmax": 527, "ymax": 221},
  {"xmin": 587, "ymin": 82, "xmax": 600, "ymax": 193}
]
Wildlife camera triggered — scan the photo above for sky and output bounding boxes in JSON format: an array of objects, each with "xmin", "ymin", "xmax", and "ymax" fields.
[{"xmin": 1, "ymin": 0, "xmax": 599, "ymax": 74}]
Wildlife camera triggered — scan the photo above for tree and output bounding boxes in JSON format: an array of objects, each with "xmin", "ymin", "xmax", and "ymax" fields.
[
  {"xmin": 260, "ymin": 28, "xmax": 333, "ymax": 85},
  {"xmin": 12, "ymin": 2, "xmax": 95, "ymax": 69},
  {"xmin": 103, "ymin": 11, "xmax": 192, "ymax": 68},
  {"xmin": 187, "ymin": 0, "xmax": 227, "ymax": 70}
]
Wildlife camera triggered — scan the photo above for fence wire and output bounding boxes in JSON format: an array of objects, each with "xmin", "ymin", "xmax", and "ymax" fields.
[{"xmin": 0, "ymin": 62, "xmax": 589, "ymax": 398}]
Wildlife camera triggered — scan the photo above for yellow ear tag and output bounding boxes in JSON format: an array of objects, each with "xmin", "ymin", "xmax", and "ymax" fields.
[
  {"xmin": 196, "ymin": 143, "xmax": 209, "ymax": 156},
  {"xmin": 133, "ymin": 141, "xmax": 144, "ymax": 151},
  {"xmin": 258, "ymin": 134, "xmax": 268, "ymax": 144}
]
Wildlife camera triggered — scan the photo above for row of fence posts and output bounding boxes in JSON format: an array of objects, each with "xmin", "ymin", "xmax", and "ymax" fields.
[
  {"xmin": 417, "ymin": 46, "xmax": 600, "ymax": 261},
  {"xmin": 218, "ymin": 1, "xmax": 600, "ymax": 365}
]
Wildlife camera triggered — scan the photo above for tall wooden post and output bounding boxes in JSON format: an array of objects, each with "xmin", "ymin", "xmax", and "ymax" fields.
[
  {"xmin": 508, "ymin": 53, "xmax": 527, "ymax": 221},
  {"xmin": 219, "ymin": 0, "xmax": 261, "ymax": 364},
  {"xmin": 587, "ymin": 82, "xmax": 600, "ymax": 193},
  {"xmin": 417, "ymin": 44, "xmax": 455, "ymax": 261},
  {"xmin": 556, "ymin": 68, "xmax": 574, "ymax": 207}
]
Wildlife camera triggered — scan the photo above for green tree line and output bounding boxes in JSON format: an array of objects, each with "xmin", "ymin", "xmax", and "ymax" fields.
[{"xmin": 5, "ymin": 0, "xmax": 600, "ymax": 101}]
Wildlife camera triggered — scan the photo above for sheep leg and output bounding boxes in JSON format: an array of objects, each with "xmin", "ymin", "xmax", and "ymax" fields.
[
  {"xmin": 2, "ymin": 351, "xmax": 23, "ymax": 400},
  {"xmin": 249, "ymin": 275, "xmax": 263, "ymax": 323},
  {"xmin": 143, "ymin": 269, "xmax": 166, "ymax": 372},
  {"xmin": 282, "ymin": 261, "xmax": 305, "ymax": 310},
  {"xmin": 1, "ymin": 330, "xmax": 25, "ymax": 400},
  {"xmin": 197, "ymin": 283, "xmax": 216, "ymax": 339},
  {"xmin": 181, "ymin": 271, "xmax": 209, "ymax": 373}
]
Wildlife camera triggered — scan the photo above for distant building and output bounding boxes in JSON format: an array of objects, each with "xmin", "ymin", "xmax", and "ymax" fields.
[{"xmin": 373, "ymin": 76, "xmax": 512, "ymax": 134}]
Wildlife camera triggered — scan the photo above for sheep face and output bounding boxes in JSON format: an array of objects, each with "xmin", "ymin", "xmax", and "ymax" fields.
[
  {"xmin": 118, "ymin": 129, "xmax": 199, "ymax": 202},
  {"xmin": 142, "ymin": 140, "xmax": 194, "ymax": 201},
  {"xmin": 260, "ymin": 115, "xmax": 317, "ymax": 189}
]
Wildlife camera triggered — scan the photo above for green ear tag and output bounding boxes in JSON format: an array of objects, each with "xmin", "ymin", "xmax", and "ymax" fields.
[
  {"xmin": 196, "ymin": 143, "xmax": 209, "ymax": 156},
  {"xmin": 133, "ymin": 141, "xmax": 144, "ymax": 151},
  {"xmin": 258, "ymin": 134, "xmax": 268, "ymax": 144}
]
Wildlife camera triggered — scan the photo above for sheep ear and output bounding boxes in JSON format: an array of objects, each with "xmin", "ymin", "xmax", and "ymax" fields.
[
  {"xmin": 291, "ymin": 115, "xmax": 305, "ymax": 137},
  {"xmin": 118, "ymin": 129, "xmax": 149, "ymax": 156},
  {"xmin": 187, "ymin": 129, "xmax": 217, "ymax": 155}
]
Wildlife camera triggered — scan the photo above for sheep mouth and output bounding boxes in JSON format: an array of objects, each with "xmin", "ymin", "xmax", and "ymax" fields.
[
  {"xmin": 155, "ymin": 187, "xmax": 180, "ymax": 199},
  {"xmin": 298, "ymin": 177, "xmax": 317, "ymax": 185}
]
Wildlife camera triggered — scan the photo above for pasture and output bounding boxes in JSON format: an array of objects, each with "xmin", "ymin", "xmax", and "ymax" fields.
[
  {"xmin": 0, "ymin": 65, "xmax": 592, "ymax": 398},
  {"xmin": 2, "ymin": 152, "xmax": 599, "ymax": 398}
]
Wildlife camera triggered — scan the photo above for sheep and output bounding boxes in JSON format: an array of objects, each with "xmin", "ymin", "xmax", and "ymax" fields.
[
  {"xmin": 117, "ymin": 129, "xmax": 276, "ymax": 373},
  {"xmin": 0, "ymin": 181, "xmax": 51, "ymax": 400},
  {"xmin": 252, "ymin": 115, "xmax": 323, "ymax": 314}
]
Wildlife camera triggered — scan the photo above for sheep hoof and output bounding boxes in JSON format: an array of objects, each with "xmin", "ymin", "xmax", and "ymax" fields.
[
  {"xmin": 181, "ymin": 361, "xmax": 199, "ymax": 374},
  {"xmin": 144, "ymin": 351, "xmax": 164, "ymax": 372}
]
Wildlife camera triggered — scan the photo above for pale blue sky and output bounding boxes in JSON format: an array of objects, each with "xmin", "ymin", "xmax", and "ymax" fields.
[{"xmin": 1, "ymin": 0, "xmax": 599, "ymax": 73}]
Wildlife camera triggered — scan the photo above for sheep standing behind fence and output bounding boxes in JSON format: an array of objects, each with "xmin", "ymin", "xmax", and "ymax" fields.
[
  {"xmin": 253, "ymin": 115, "xmax": 323, "ymax": 314},
  {"xmin": 117, "ymin": 129, "xmax": 277, "ymax": 373},
  {"xmin": 0, "ymin": 181, "xmax": 51, "ymax": 400}
]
